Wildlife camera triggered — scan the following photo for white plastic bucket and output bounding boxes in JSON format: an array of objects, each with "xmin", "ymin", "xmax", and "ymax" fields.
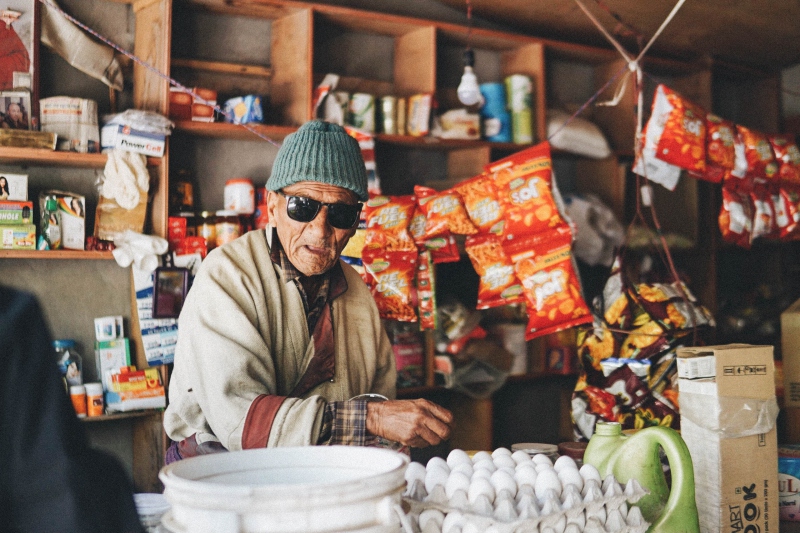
[{"xmin": 159, "ymin": 446, "xmax": 410, "ymax": 533}]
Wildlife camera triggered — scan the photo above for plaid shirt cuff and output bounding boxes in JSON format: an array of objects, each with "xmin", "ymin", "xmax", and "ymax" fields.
[{"xmin": 319, "ymin": 400, "xmax": 368, "ymax": 446}]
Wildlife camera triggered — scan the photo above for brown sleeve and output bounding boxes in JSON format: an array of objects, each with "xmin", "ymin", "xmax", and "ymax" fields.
[{"xmin": 242, "ymin": 394, "xmax": 286, "ymax": 449}]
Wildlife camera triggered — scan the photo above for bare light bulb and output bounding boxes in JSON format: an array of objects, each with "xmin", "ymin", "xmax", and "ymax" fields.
[{"xmin": 457, "ymin": 48, "xmax": 482, "ymax": 106}]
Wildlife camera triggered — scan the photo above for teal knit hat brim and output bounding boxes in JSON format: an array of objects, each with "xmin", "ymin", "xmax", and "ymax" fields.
[{"xmin": 267, "ymin": 120, "xmax": 368, "ymax": 202}]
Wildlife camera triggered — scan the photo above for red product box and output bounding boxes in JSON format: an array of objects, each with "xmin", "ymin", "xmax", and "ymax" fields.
[
  {"xmin": 169, "ymin": 89, "xmax": 193, "ymax": 121},
  {"xmin": 175, "ymin": 236, "xmax": 207, "ymax": 258}
]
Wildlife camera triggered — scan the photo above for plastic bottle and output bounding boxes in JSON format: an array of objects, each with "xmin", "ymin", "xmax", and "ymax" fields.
[
  {"xmin": 70, "ymin": 384, "xmax": 87, "ymax": 418},
  {"xmin": 85, "ymin": 382, "xmax": 104, "ymax": 417},
  {"xmin": 55, "ymin": 339, "xmax": 83, "ymax": 387},
  {"xmin": 583, "ymin": 421, "xmax": 700, "ymax": 533}
]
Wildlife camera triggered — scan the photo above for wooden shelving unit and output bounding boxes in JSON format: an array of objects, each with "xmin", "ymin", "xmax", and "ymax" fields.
[
  {"xmin": 0, "ymin": 250, "xmax": 114, "ymax": 260},
  {"xmin": 0, "ymin": 147, "xmax": 161, "ymax": 168},
  {"xmin": 173, "ymin": 120, "xmax": 297, "ymax": 141}
]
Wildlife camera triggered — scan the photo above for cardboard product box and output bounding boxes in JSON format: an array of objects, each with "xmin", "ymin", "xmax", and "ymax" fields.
[
  {"xmin": 105, "ymin": 386, "xmax": 166, "ymax": 412},
  {"xmin": 100, "ymin": 124, "xmax": 166, "ymax": 157},
  {"xmin": 95, "ymin": 338, "xmax": 131, "ymax": 391},
  {"xmin": 781, "ymin": 298, "xmax": 800, "ymax": 408},
  {"xmin": 0, "ymin": 224, "xmax": 35, "ymax": 249},
  {"xmin": 677, "ymin": 344, "xmax": 779, "ymax": 533},
  {"xmin": 0, "ymin": 201, "xmax": 33, "ymax": 225},
  {"xmin": 39, "ymin": 191, "xmax": 85, "ymax": 250},
  {"xmin": 0, "ymin": 173, "xmax": 28, "ymax": 201},
  {"xmin": 40, "ymin": 97, "xmax": 100, "ymax": 153}
]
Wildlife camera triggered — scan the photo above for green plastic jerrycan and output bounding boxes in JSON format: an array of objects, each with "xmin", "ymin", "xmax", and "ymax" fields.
[{"xmin": 583, "ymin": 422, "xmax": 700, "ymax": 533}]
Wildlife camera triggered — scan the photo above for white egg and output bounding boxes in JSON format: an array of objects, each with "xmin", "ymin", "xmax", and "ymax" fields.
[
  {"xmin": 514, "ymin": 465, "xmax": 538, "ymax": 488},
  {"xmin": 447, "ymin": 448, "xmax": 472, "ymax": 468},
  {"xmin": 425, "ymin": 466, "xmax": 449, "ymax": 494},
  {"xmin": 511, "ymin": 450, "xmax": 532, "ymax": 465},
  {"xmin": 558, "ymin": 467, "xmax": 584, "ymax": 492},
  {"xmin": 490, "ymin": 469, "xmax": 517, "ymax": 499},
  {"xmin": 441, "ymin": 511, "xmax": 465, "ymax": 533},
  {"xmin": 498, "ymin": 466, "xmax": 517, "ymax": 478},
  {"xmin": 492, "ymin": 454, "xmax": 517, "ymax": 470},
  {"xmin": 531, "ymin": 453, "xmax": 554, "ymax": 466},
  {"xmin": 472, "ymin": 468, "xmax": 492, "ymax": 481},
  {"xmin": 419, "ymin": 509, "xmax": 445, "ymax": 530},
  {"xmin": 427, "ymin": 456, "xmax": 450, "ymax": 473},
  {"xmin": 468, "ymin": 476, "xmax": 496, "ymax": 504},
  {"xmin": 553, "ymin": 455, "xmax": 578, "ymax": 473},
  {"xmin": 491, "ymin": 447, "xmax": 512, "ymax": 458},
  {"xmin": 565, "ymin": 523, "xmax": 583, "ymax": 533},
  {"xmin": 405, "ymin": 461, "xmax": 427, "ymax": 484},
  {"xmin": 579, "ymin": 463, "xmax": 602, "ymax": 483},
  {"xmin": 462, "ymin": 522, "xmax": 483, "ymax": 533},
  {"xmin": 535, "ymin": 463, "xmax": 556, "ymax": 474},
  {"xmin": 445, "ymin": 471, "xmax": 471, "ymax": 499},
  {"xmin": 534, "ymin": 468, "xmax": 562, "ymax": 499},
  {"xmin": 471, "ymin": 450, "xmax": 492, "ymax": 464},
  {"xmin": 451, "ymin": 462, "xmax": 474, "ymax": 478},
  {"xmin": 473, "ymin": 458, "xmax": 497, "ymax": 473}
]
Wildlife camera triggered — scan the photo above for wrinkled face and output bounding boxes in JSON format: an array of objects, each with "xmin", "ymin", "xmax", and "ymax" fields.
[{"xmin": 267, "ymin": 181, "xmax": 358, "ymax": 276}]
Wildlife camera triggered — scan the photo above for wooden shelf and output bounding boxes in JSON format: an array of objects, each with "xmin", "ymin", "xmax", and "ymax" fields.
[
  {"xmin": 80, "ymin": 410, "xmax": 161, "ymax": 423},
  {"xmin": 0, "ymin": 250, "xmax": 114, "ymax": 260},
  {"xmin": 0, "ymin": 147, "xmax": 161, "ymax": 168},
  {"xmin": 173, "ymin": 121, "xmax": 297, "ymax": 142},
  {"xmin": 376, "ymin": 134, "xmax": 533, "ymax": 151},
  {"xmin": 172, "ymin": 58, "xmax": 273, "ymax": 78}
]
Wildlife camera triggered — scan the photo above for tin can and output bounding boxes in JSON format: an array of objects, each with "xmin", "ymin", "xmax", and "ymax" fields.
[
  {"xmin": 380, "ymin": 96, "xmax": 397, "ymax": 135},
  {"xmin": 224, "ymin": 178, "xmax": 255, "ymax": 215},
  {"xmin": 505, "ymin": 74, "xmax": 534, "ymax": 144},
  {"xmin": 215, "ymin": 210, "xmax": 241, "ymax": 247},
  {"xmin": 349, "ymin": 93, "xmax": 375, "ymax": 133}
]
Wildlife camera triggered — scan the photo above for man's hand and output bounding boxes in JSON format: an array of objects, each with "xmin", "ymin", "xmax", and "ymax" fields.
[{"xmin": 366, "ymin": 399, "xmax": 454, "ymax": 448}]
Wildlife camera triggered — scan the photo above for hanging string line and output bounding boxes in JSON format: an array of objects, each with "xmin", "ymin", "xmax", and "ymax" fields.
[{"xmin": 38, "ymin": 0, "xmax": 281, "ymax": 146}]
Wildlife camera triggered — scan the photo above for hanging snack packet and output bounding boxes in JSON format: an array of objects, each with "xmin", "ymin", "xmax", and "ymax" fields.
[
  {"xmin": 485, "ymin": 141, "xmax": 566, "ymax": 241},
  {"xmin": 417, "ymin": 251, "xmax": 437, "ymax": 330},
  {"xmin": 737, "ymin": 125, "xmax": 778, "ymax": 182},
  {"xmin": 772, "ymin": 187, "xmax": 794, "ymax": 239},
  {"xmin": 655, "ymin": 85, "xmax": 706, "ymax": 175},
  {"xmin": 362, "ymin": 248, "xmax": 418, "ymax": 322},
  {"xmin": 454, "ymin": 173, "xmax": 505, "ymax": 234},
  {"xmin": 769, "ymin": 134, "xmax": 800, "ymax": 186},
  {"xmin": 633, "ymin": 85, "xmax": 682, "ymax": 190},
  {"xmin": 719, "ymin": 185, "xmax": 753, "ymax": 248},
  {"xmin": 750, "ymin": 185, "xmax": 777, "ymax": 242},
  {"xmin": 505, "ymin": 226, "xmax": 592, "ymax": 340},
  {"xmin": 425, "ymin": 234, "xmax": 461, "ymax": 264},
  {"xmin": 364, "ymin": 194, "xmax": 417, "ymax": 252},
  {"xmin": 465, "ymin": 233, "xmax": 524, "ymax": 309},
  {"xmin": 700, "ymin": 113, "xmax": 736, "ymax": 183},
  {"xmin": 780, "ymin": 187, "xmax": 800, "ymax": 240},
  {"xmin": 414, "ymin": 185, "xmax": 478, "ymax": 238}
]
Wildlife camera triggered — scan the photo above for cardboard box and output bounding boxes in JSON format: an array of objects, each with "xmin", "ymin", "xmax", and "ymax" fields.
[
  {"xmin": 100, "ymin": 124, "xmax": 166, "ymax": 157},
  {"xmin": 677, "ymin": 344, "xmax": 779, "ymax": 533},
  {"xmin": 0, "ymin": 201, "xmax": 33, "ymax": 225},
  {"xmin": 0, "ymin": 224, "xmax": 35, "ymax": 249},
  {"xmin": 0, "ymin": 173, "xmax": 28, "ymax": 201},
  {"xmin": 40, "ymin": 97, "xmax": 100, "ymax": 153},
  {"xmin": 39, "ymin": 191, "xmax": 85, "ymax": 250},
  {"xmin": 95, "ymin": 338, "xmax": 131, "ymax": 391},
  {"xmin": 781, "ymin": 298, "xmax": 800, "ymax": 408}
]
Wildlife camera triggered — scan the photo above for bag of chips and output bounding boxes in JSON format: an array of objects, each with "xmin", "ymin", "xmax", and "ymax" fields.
[
  {"xmin": 464, "ymin": 233, "xmax": 524, "ymax": 309},
  {"xmin": 417, "ymin": 251, "xmax": 437, "ymax": 330},
  {"xmin": 453, "ymin": 173, "xmax": 505, "ymax": 234},
  {"xmin": 424, "ymin": 234, "xmax": 461, "ymax": 264},
  {"xmin": 749, "ymin": 185, "xmax": 777, "ymax": 242},
  {"xmin": 504, "ymin": 226, "xmax": 592, "ymax": 340},
  {"xmin": 719, "ymin": 185, "xmax": 754, "ymax": 248},
  {"xmin": 769, "ymin": 134, "xmax": 800, "ymax": 186},
  {"xmin": 364, "ymin": 195, "xmax": 417, "ymax": 252},
  {"xmin": 737, "ymin": 125, "xmax": 779, "ymax": 182},
  {"xmin": 485, "ymin": 142, "xmax": 567, "ymax": 241},
  {"xmin": 655, "ymin": 85, "xmax": 706, "ymax": 175},
  {"xmin": 780, "ymin": 186, "xmax": 800, "ymax": 240},
  {"xmin": 414, "ymin": 185, "xmax": 478, "ymax": 239},
  {"xmin": 633, "ymin": 86, "xmax": 682, "ymax": 190},
  {"xmin": 362, "ymin": 248, "xmax": 418, "ymax": 322},
  {"xmin": 699, "ymin": 113, "xmax": 736, "ymax": 183}
]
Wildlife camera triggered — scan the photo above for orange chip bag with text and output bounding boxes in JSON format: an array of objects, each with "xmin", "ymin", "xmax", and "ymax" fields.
[
  {"xmin": 425, "ymin": 234, "xmax": 461, "ymax": 264},
  {"xmin": 701, "ymin": 113, "xmax": 736, "ymax": 183},
  {"xmin": 454, "ymin": 174, "xmax": 505, "ymax": 234},
  {"xmin": 414, "ymin": 185, "xmax": 478, "ymax": 238},
  {"xmin": 655, "ymin": 85, "xmax": 706, "ymax": 174},
  {"xmin": 362, "ymin": 248, "xmax": 418, "ymax": 322},
  {"xmin": 485, "ymin": 142, "xmax": 566, "ymax": 241},
  {"xmin": 769, "ymin": 134, "xmax": 800, "ymax": 186},
  {"xmin": 780, "ymin": 187, "xmax": 800, "ymax": 240},
  {"xmin": 504, "ymin": 226, "xmax": 593, "ymax": 340},
  {"xmin": 737, "ymin": 125, "xmax": 778, "ymax": 182},
  {"xmin": 719, "ymin": 185, "xmax": 753, "ymax": 248},
  {"xmin": 465, "ymin": 233, "xmax": 524, "ymax": 309},
  {"xmin": 749, "ymin": 186, "xmax": 777, "ymax": 242},
  {"xmin": 364, "ymin": 195, "xmax": 417, "ymax": 252}
]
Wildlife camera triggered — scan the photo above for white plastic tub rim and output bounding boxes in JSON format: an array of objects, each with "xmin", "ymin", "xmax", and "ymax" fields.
[{"xmin": 159, "ymin": 445, "xmax": 410, "ymax": 533}]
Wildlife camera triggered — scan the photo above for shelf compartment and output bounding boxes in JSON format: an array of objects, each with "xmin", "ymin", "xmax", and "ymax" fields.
[
  {"xmin": 80, "ymin": 410, "xmax": 161, "ymax": 423},
  {"xmin": 0, "ymin": 250, "xmax": 115, "ymax": 260},
  {"xmin": 173, "ymin": 120, "xmax": 297, "ymax": 141},
  {"xmin": 0, "ymin": 147, "xmax": 161, "ymax": 168},
  {"xmin": 171, "ymin": 58, "xmax": 273, "ymax": 78}
]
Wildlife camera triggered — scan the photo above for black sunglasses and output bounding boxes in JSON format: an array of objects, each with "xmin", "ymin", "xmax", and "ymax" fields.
[{"xmin": 279, "ymin": 192, "xmax": 362, "ymax": 230}]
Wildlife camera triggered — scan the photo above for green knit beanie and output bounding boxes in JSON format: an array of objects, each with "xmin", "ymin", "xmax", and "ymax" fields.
[{"xmin": 267, "ymin": 120, "xmax": 368, "ymax": 201}]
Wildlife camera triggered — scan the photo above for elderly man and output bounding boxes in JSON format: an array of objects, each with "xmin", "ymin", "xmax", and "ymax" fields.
[{"xmin": 164, "ymin": 120, "xmax": 453, "ymax": 461}]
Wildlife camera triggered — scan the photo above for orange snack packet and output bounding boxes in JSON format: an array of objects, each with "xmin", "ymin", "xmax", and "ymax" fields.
[
  {"xmin": 779, "ymin": 187, "xmax": 800, "ymax": 240},
  {"xmin": 425, "ymin": 234, "xmax": 461, "ymax": 264},
  {"xmin": 701, "ymin": 113, "xmax": 736, "ymax": 183},
  {"xmin": 485, "ymin": 141, "xmax": 566, "ymax": 241},
  {"xmin": 465, "ymin": 233, "xmax": 524, "ymax": 309},
  {"xmin": 737, "ymin": 125, "xmax": 778, "ymax": 182},
  {"xmin": 364, "ymin": 195, "xmax": 417, "ymax": 252},
  {"xmin": 769, "ymin": 134, "xmax": 800, "ymax": 186},
  {"xmin": 453, "ymin": 174, "xmax": 505, "ymax": 234},
  {"xmin": 655, "ymin": 85, "xmax": 706, "ymax": 174},
  {"xmin": 504, "ymin": 226, "xmax": 593, "ymax": 340},
  {"xmin": 417, "ymin": 251, "xmax": 437, "ymax": 330},
  {"xmin": 719, "ymin": 185, "xmax": 753, "ymax": 248},
  {"xmin": 362, "ymin": 248, "xmax": 418, "ymax": 322},
  {"xmin": 414, "ymin": 185, "xmax": 478, "ymax": 239},
  {"xmin": 749, "ymin": 186, "xmax": 777, "ymax": 242}
]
